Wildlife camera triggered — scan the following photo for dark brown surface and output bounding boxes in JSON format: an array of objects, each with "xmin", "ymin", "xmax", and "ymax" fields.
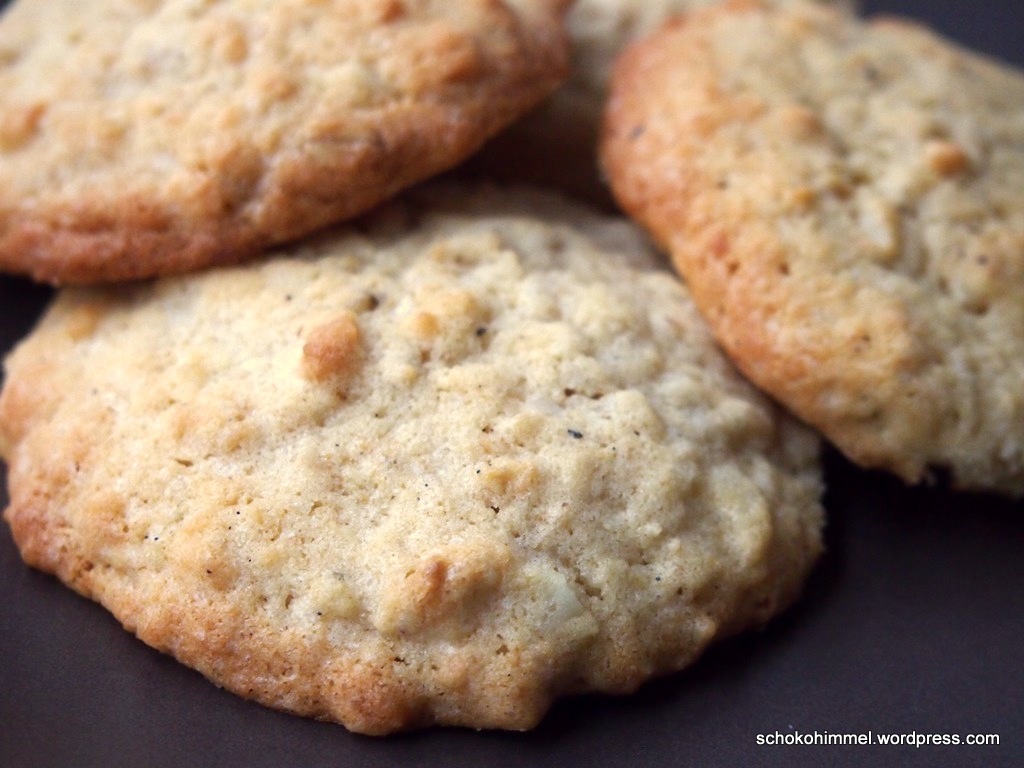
[{"xmin": 1, "ymin": 1, "xmax": 1022, "ymax": 766}]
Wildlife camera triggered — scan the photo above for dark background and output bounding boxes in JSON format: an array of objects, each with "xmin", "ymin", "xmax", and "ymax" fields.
[{"xmin": 1, "ymin": 2, "xmax": 1022, "ymax": 767}]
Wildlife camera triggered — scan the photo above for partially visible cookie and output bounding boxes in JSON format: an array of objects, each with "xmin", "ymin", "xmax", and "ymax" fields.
[
  {"xmin": 602, "ymin": 0, "xmax": 1024, "ymax": 493},
  {"xmin": 467, "ymin": 0, "xmax": 853, "ymax": 202},
  {"xmin": 0, "ymin": 0, "xmax": 570, "ymax": 284},
  {"xmin": 0, "ymin": 184, "xmax": 824, "ymax": 734}
]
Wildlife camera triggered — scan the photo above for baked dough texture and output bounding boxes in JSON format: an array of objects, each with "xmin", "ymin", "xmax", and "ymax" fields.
[
  {"xmin": 0, "ymin": 0, "xmax": 570, "ymax": 284},
  {"xmin": 602, "ymin": 0, "xmax": 1024, "ymax": 493},
  {"xmin": 469, "ymin": 0, "xmax": 851, "ymax": 201},
  {"xmin": 0, "ymin": 185, "xmax": 823, "ymax": 733}
]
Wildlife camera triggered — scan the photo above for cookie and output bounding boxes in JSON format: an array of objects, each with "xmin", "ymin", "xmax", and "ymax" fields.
[
  {"xmin": 0, "ymin": 184, "xmax": 824, "ymax": 734},
  {"xmin": 602, "ymin": 0, "xmax": 1024, "ymax": 494},
  {"xmin": 467, "ymin": 0, "xmax": 851, "ymax": 202},
  {"xmin": 0, "ymin": 0, "xmax": 570, "ymax": 284}
]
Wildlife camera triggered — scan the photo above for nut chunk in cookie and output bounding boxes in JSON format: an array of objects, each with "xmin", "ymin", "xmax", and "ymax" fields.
[
  {"xmin": 0, "ymin": 184, "xmax": 823, "ymax": 733},
  {"xmin": 602, "ymin": 0, "xmax": 1024, "ymax": 494},
  {"xmin": 0, "ymin": 0, "xmax": 571, "ymax": 284}
]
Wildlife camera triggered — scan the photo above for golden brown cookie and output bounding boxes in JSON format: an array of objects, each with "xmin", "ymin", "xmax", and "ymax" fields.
[
  {"xmin": 0, "ymin": 184, "xmax": 823, "ymax": 733},
  {"xmin": 0, "ymin": 0, "xmax": 570, "ymax": 284},
  {"xmin": 602, "ymin": 0, "xmax": 1024, "ymax": 494}
]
